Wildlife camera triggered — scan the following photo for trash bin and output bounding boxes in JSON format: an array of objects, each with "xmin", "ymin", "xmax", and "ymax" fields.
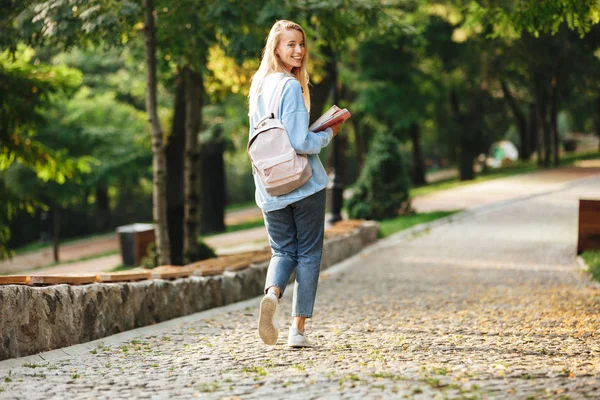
[
  {"xmin": 116, "ymin": 223, "xmax": 155, "ymax": 266},
  {"xmin": 563, "ymin": 139, "xmax": 577, "ymax": 152}
]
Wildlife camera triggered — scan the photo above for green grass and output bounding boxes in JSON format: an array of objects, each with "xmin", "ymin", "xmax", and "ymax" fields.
[
  {"xmin": 108, "ymin": 264, "xmax": 127, "ymax": 272},
  {"xmin": 15, "ymin": 250, "xmax": 120, "ymax": 274},
  {"xmin": 412, "ymin": 150, "xmax": 600, "ymax": 198},
  {"xmin": 225, "ymin": 201, "xmax": 257, "ymax": 212},
  {"xmin": 378, "ymin": 211, "xmax": 459, "ymax": 238},
  {"xmin": 581, "ymin": 251, "xmax": 600, "ymax": 282},
  {"xmin": 225, "ymin": 218, "xmax": 264, "ymax": 233},
  {"xmin": 205, "ymin": 218, "xmax": 264, "ymax": 236},
  {"xmin": 2, "ymin": 250, "xmax": 121, "ymax": 276}
]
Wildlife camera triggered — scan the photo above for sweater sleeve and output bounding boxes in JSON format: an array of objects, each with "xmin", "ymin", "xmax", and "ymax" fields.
[{"xmin": 280, "ymin": 79, "xmax": 334, "ymax": 155}]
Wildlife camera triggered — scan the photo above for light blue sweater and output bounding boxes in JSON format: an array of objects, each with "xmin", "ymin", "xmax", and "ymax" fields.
[{"xmin": 249, "ymin": 72, "xmax": 334, "ymax": 212}]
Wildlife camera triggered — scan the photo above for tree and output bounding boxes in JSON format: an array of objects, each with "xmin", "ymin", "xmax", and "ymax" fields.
[
  {"xmin": 0, "ymin": 45, "xmax": 87, "ymax": 258},
  {"xmin": 347, "ymin": 133, "xmax": 410, "ymax": 220},
  {"xmin": 152, "ymin": 0, "xmax": 218, "ymax": 262},
  {"xmin": 142, "ymin": 0, "xmax": 170, "ymax": 265},
  {"xmin": 354, "ymin": 8, "xmax": 432, "ymax": 186},
  {"xmin": 466, "ymin": 0, "xmax": 600, "ymax": 38}
]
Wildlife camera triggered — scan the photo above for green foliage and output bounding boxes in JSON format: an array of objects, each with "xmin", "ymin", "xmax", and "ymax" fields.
[
  {"xmin": 24, "ymin": 0, "xmax": 141, "ymax": 49},
  {"xmin": 465, "ymin": 0, "xmax": 600, "ymax": 38},
  {"xmin": 140, "ymin": 239, "xmax": 216, "ymax": 268},
  {"xmin": 140, "ymin": 242, "xmax": 158, "ymax": 269},
  {"xmin": 378, "ymin": 211, "xmax": 458, "ymax": 238},
  {"xmin": 192, "ymin": 240, "xmax": 217, "ymax": 263},
  {"xmin": 0, "ymin": 46, "xmax": 95, "ymax": 258},
  {"xmin": 0, "ymin": 47, "xmax": 83, "ymax": 176},
  {"xmin": 581, "ymin": 250, "xmax": 600, "ymax": 282},
  {"xmin": 347, "ymin": 134, "xmax": 411, "ymax": 220}
]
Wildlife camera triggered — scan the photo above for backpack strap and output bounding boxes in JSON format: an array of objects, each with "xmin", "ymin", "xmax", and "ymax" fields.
[
  {"xmin": 249, "ymin": 76, "xmax": 294, "ymax": 144},
  {"xmin": 267, "ymin": 76, "xmax": 294, "ymax": 119}
]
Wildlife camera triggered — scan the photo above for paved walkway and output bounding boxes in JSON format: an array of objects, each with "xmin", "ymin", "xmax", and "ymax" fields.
[
  {"xmin": 1, "ymin": 170, "xmax": 599, "ymax": 398},
  {"xmin": 412, "ymin": 165, "xmax": 600, "ymax": 212}
]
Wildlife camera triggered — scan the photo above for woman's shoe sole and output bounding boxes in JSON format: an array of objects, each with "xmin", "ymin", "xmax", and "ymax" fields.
[{"xmin": 258, "ymin": 296, "xmax": 278, "ymax": 345}]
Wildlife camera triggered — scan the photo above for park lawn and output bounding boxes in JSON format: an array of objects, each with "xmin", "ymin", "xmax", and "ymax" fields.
[
  {"xmin": 581, "ymin": 251, "xmax": 600, "ymax": 283},
  {"xmin": 378, "ymin": 210, "xmax": 459, "ymax": 238},
  {"xmin": 217, "ymin": 218, "xmax": 263, "ymax": 235},
  {"xmin": 1, "ymin": 249, "xmax": 121, "ymax": 275},
  {"xmin": 225, "ymin": 201, "xmax": 257, "ymax": 212},
  {"xmin": 412, "ymin": 149, "xmax": 600, "ymax": 198}
]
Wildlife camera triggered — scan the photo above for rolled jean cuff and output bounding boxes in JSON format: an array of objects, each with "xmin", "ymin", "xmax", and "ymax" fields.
[
  {"xmin": 291, "ymin": 313, "xmax": 312, "ymax": 318},
  {"xmin": 264, "ymin": 282, "xmax": 285, "ymax": 297}
]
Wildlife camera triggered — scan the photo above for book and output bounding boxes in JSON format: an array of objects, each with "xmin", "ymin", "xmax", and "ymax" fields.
[{"xmin": 309, "ymin": 105, "xmax": 351, "ymax": 132}]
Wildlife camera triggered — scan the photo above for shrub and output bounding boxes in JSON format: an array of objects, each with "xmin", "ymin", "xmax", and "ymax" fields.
[
  {"xmin": 347, "ymin": 133, "xmax": 410, "ymax": 220},
  {"xmin": 140, "ymin": 240, "xmax": 216, "ymax": 268}
]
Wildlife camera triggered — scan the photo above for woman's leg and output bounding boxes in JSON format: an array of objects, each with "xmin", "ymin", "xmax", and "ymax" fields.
[
  {"xmin": 263, "ymin": 205, "xmax": 298, "ymax": 299},
  {"xmin": 290, "ymin": 189, "xmax": 326, "ymax": 322},
  {"xmin": 259, "ymin": 205, "xmax": 299, "ymax": 345},
  {"xmin": 294, "ymin": 316, "xmax": 307, "ymax": 332}
]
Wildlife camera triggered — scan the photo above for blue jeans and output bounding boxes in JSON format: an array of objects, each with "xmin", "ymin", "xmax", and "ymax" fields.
[{"xmin": 263, "ymin": 189, "xmax": 326, "ymax": 318}]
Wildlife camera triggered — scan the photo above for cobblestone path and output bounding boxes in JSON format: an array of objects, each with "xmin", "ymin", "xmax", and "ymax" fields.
[{"xmin": 1, "ymin": 177, "xmax": 600, "ymax": 399}]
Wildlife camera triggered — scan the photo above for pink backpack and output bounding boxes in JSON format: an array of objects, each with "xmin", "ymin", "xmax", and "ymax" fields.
[{"xmin": 248, "ymin": 77, "xmax": 312, "ymax": 196}]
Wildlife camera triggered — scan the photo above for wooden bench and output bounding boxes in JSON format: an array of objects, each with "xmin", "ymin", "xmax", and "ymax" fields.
[{"xmin": 577, "ymin": 199, "xmax": 600, "ymax": 254}]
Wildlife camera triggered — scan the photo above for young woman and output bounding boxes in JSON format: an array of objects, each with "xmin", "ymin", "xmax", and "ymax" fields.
[{"xmin": 248, "ymin": 20, "xmax": 343, "ymax": 347}]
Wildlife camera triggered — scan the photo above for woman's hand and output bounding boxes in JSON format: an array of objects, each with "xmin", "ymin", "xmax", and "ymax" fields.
[{"xmin": 329, "ymin": 121, "xmax": 345, "ymax": 137}]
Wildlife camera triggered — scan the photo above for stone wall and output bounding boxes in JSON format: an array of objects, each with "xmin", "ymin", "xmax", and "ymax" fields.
[{"xmin": 0, "ymin": 221, "xmax": 378, "ymax": 360}]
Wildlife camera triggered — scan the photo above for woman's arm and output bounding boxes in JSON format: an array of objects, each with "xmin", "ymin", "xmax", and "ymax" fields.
[{"xmin": 280, "ymin": 80, "xmax": 333, "ymax": 155}]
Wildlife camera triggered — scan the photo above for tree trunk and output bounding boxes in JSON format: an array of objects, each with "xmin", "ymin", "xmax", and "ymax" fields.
[
  {"xmin": 596, "ymin": 97, "xmax": 600, "ymax": 152},
  {"xmin": 166, "ymin": 70, "xmax": 186, "ymax": 266},
  {"xmin": 542, "ymin": 101, "xmax": 552, "ymax": 169},
  {"xmin": 550, "ymin": 59, "xmax": 561, "ymax": 167},
  {"xmin": 199, "ymin": 126, "xmax": 226, "ymax": 235},
  {"xmin": 95, "ymin": 183, "xmax": 110, "ymax": 232},
  {"xmin": 501, "ymin": 80, "xmax": 529, "ymax": 160},
  {"xmin": 409, "ymin": 122, "xmax": 426, "ymax": 186},
  {"xmin": 535, "ymin": 82, "xmax": 550, "ymax": 168},
  {"xmin": 535, "ymin": 103, "xmax": 546, "ymax": 168},
  {"xmin": 143, "ymin": 0, "xmax": 170, "ymax": 265},
  {"xmin": 529, "ymin": 103, "xmax": 539, "ymax": 162},
  {"xmin": 309, "ymin": 45, "xmax": 336, "ymax": 126},
  {"xmin": 352, "ymin": 113, "xmax": 367, "ymax": 175},
  {"xmin": 51, "ymin": 200, "xmax": 60, "ymax": 263},
  {"xmin": 183, "ymin": 67, "xmax": 202, "ymax": 263},
  {"xmin": 450, "ymin": 89, "xmax": 476, "ymax": 181},
  {"xmin": 328, "ymin": 54, "xmax": 344, "ymax": 222}
]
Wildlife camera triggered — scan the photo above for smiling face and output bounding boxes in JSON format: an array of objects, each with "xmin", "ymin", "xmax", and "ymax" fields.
[{"xmin": 275, "ymin": 28, "xmax": 305, "ymax": 72}]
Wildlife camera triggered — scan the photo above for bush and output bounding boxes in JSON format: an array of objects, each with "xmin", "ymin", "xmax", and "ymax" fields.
[
  {"xmin": 347, "ymin": 134, "xmax": 411, "ymax": 220},
  {"xmin": 582, "ymin": 251, "xmax": 600, "ymax": 282}
]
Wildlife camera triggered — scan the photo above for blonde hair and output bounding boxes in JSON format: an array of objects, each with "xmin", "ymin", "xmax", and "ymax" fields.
[{"xmin": 249, "ymin": 20, "xmax": 311, "ymax": 113}]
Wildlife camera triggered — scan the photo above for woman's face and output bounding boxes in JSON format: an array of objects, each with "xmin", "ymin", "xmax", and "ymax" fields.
[{"xmin": 276, "ymin": 28, "xmax": 305, "ymax": 72}]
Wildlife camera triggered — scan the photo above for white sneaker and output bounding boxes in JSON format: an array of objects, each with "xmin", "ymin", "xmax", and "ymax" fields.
[
  {"xmin": 288, "ymin": 326, "xmax": 312, "ymax": 348},
  {"xmin": 258, "ymin": 292, "xmax": 279, "ymax": 345}
]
